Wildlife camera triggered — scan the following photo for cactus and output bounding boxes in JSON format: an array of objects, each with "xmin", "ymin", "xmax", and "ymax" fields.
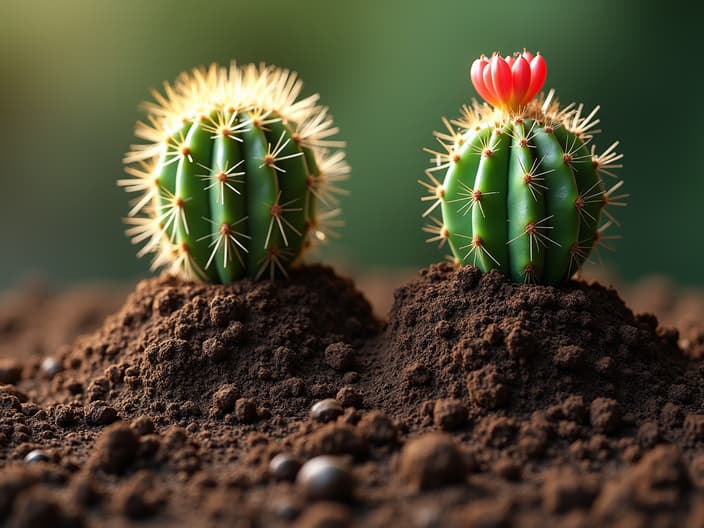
[
  {"xmin": 120, "ymin": 63, "xmax": 348, "ymax": 282},
  {"xmin": 421, "ymin": 51, "xmax": 626, "ymax": 284}
]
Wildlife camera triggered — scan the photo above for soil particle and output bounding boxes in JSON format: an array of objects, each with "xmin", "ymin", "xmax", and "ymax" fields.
[
  {"xmin": 403, "ymin": 361, "xmax": 432, "ymax": 386},
  {"xmin": 11, "ymin": 489, "xmax": 83, "ymax": 528},
  {"xmin": 324, "ymin": 342, "xmax": 356, "ymax": 372},
  {"xmin": 115, "ymin": 470, "xmax": 165, "ymax": 519},
  {"xmin": 234, "ymin": 398, "xmax": 258, "ymax": 424},
  {"xmin": 432, "ymin": 398, "xmax": 468, "ymax": 431},
  {"xmin": 399, "ymin": 433, "xmax": 466, "ymax": 490},
  {"xmin": 466, "ymin": 364, "xmax": 509, "ymax": 409},
  {"xmin": 593, "ymin": 445, "xmax": 689, "ymax": 518},
  {"xmin": 130, "ymin": 415, "xmax": 155, "ymax": 436},
  {"xmin": 357, "ymin": 411, "xmax": 397, "ymax": 446},
  {"xmin": 590, "ymin": 397, "xmax": 621, "ymax": 433},
  {"xmin": 335, "ymin": 387, "xmax": 363, "ymax": 409},
  {"xmin": 542, "ymin": 467, "xmax": 600, "ymax": 513},
  {"xmin": 298, "ymin": 423, "xmax": 367, "ymax": 460},
  {"xmin": 92, "ymin": 422, "xmax": 139, "ymax": 474}
]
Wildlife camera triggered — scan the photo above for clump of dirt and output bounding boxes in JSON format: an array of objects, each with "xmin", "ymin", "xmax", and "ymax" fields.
[{"xmin": 0, "ymin": 263, "xmax": 703, "ymax": 527}]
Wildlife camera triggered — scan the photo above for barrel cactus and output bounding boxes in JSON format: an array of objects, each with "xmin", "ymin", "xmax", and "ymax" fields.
[
  {"xmin": 421, "ymin": 51, "xmax": 626, "ymax": 284},
  {"xmin": 120, "ymin": 62, "xmax": 347, "ymax": 282}
]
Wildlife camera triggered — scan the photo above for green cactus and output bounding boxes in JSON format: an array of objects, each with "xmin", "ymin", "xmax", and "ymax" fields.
[
  {"xmin": 421, "ymin": 51, "xmax": 626, "ymax": 284},
  {"xmin": 120, "ymin": 63, "xmax": 347, "ymax": 282}
]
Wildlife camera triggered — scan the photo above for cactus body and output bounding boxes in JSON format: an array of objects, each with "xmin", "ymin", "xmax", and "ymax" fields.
[
  {"xmin": 423, "ymin": 51, "xmax": 625, "ymax": 284},
  {"xmin": 121, "ymin": 63, "xmax": 348, "ymax": 282}
]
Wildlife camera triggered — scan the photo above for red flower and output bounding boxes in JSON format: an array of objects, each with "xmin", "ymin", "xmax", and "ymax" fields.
[{"xmin": 470, "ymin": 50, "xmax": 547, "ymax": 112}]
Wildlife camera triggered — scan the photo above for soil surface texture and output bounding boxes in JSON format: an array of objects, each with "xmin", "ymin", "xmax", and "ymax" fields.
[{"xmin": 0, "ymin": 263, "xmax": 703, "ymax": 528}]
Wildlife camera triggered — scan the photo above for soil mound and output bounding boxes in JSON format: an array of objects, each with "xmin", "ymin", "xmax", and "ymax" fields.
[
  {"xmin": 372, "ymin": 263, "xmax": 700, "ymax": 431},
  {"xmin": 0, "ymin": 264, "xmax": 703, "ymax": 527},
  {"xmin": 40, "ymin": 265, "xmax": 379, "ymax": 421}
]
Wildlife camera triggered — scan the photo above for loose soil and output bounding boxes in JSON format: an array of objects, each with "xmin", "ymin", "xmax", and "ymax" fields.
[{"xmin": 0, "ymin": 263, "xmax": 703, "ymax": 527}]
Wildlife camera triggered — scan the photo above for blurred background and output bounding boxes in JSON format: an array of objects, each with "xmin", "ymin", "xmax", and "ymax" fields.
[{"xmin": 1, "ymin": 0, "xmax": 702, "ymax": 291}]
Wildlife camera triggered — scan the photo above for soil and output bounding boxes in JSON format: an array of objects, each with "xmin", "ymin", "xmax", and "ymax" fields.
[{"xmin": 0, "ymin": 263, "xmax": 703, "ymax": 527}]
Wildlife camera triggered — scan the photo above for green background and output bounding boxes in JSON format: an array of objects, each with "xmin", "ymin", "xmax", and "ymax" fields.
[{"xmin": 1, "ymin": 0, "xmax": 702, "ymax": 288}]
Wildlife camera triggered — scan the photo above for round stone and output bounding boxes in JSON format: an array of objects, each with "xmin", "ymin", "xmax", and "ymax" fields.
[
  {"xmin": 24, "ymin": 449, "xmax": 49, "ymax": 464},
  {"xmin": 296, "ymin": 456, "xmax": 354, "ymax": 502},
  {"xmin": 310, "ymin": 399, "xmax": 343, "ymax": 423},
  {"xmin": 40, "ymin": 357, "xmax": 62, "ymax": 379},
  {"xmin": 269, "ymin": 453, "xmax": 302, "ymax": 481}
]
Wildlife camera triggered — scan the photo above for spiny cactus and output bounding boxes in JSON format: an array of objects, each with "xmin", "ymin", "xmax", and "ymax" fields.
[
  {"xmin": 120, "ymin": 63, "xmax": 348, "ymax": 282},
  {"xmin": 421, "ymin": 51, "xmax": 626, "ymax": 284}
]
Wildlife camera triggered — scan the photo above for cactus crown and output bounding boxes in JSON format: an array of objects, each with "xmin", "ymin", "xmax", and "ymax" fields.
[
  {"xmin": 121, "ymin": 63, "xmax": 348, "ymax": 282},
  {"xmin": 421, "ymin": 51, "xmax": 626, "ymax": 284}
]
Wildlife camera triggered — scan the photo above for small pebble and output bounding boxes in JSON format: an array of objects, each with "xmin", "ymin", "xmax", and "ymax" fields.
[
  {"xmin": 24, "ymin": 449, "xmax": 49, "ymax": 464},
  {"xmin": 297, "ymin": 456, "xmax": 354, "ymax": 502},
  {"xmin": 40, "ymin": 357, "xmax": 62, "ymax": 379},
  {"xmin": 269, "ymin": 453, "xmax": 302, "ymax": 481},
  {"xmin": 310, "ymin": 399, "xmax": 343, "ymax": 423}
]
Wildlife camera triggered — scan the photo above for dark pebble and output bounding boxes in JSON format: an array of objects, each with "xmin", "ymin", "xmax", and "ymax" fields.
[
  {"xmin": 297, "ymin": 456, "xmax": 355, "ymax": 502},
  {"xmin": 269, "ymin": 453, "xmax": 302, "ymax": 481},
  {"xmin": 24, "ymin": 449, "xmax": 49, "ymax": 464},
  {"xmin": 311, "ymin": 399, "xmax": 344, "ymax": 423}
]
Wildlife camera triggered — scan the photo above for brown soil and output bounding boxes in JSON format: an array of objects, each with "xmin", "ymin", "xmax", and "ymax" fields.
[{"xmin": 0, "ymin": 263, "xmax": 703, "ymax": 528}]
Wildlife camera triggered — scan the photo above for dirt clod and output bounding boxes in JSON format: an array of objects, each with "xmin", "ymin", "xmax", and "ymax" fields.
[
  {"xmin": 399, "ymin": 433, "xmax": 465, "ymax": 490},
  {"xmin": 93, "ymin": 422, "xmax": 139, "ymax": 474}
]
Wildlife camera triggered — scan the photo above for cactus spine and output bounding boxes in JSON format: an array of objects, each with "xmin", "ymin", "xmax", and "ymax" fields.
[
  {"xmin": 121, "ymin": 63, "xmax": 348, "ymax": 282},
  {"xmin": 421, "ymin": 51, "xmax": 626, "ymax": 284}
]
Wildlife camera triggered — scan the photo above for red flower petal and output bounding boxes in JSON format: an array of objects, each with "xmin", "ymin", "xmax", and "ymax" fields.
[
  {"xmin": 510, "ymin": 56, "xmax": 531, "ymax": 108},
  {"xmin": 524, "ymin": 53, "xmax": 547, "ymax": 104},
  {"xmin": 482, "ymin": 60, "xmax": 500, "ymax": 105},
  {"xmin": 490, "ymin": 54, "xmax": 512, "ymax": 105},
  {"xmin": 470, "ymin": 58, "xmax": 497, "ymax": 106}
]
